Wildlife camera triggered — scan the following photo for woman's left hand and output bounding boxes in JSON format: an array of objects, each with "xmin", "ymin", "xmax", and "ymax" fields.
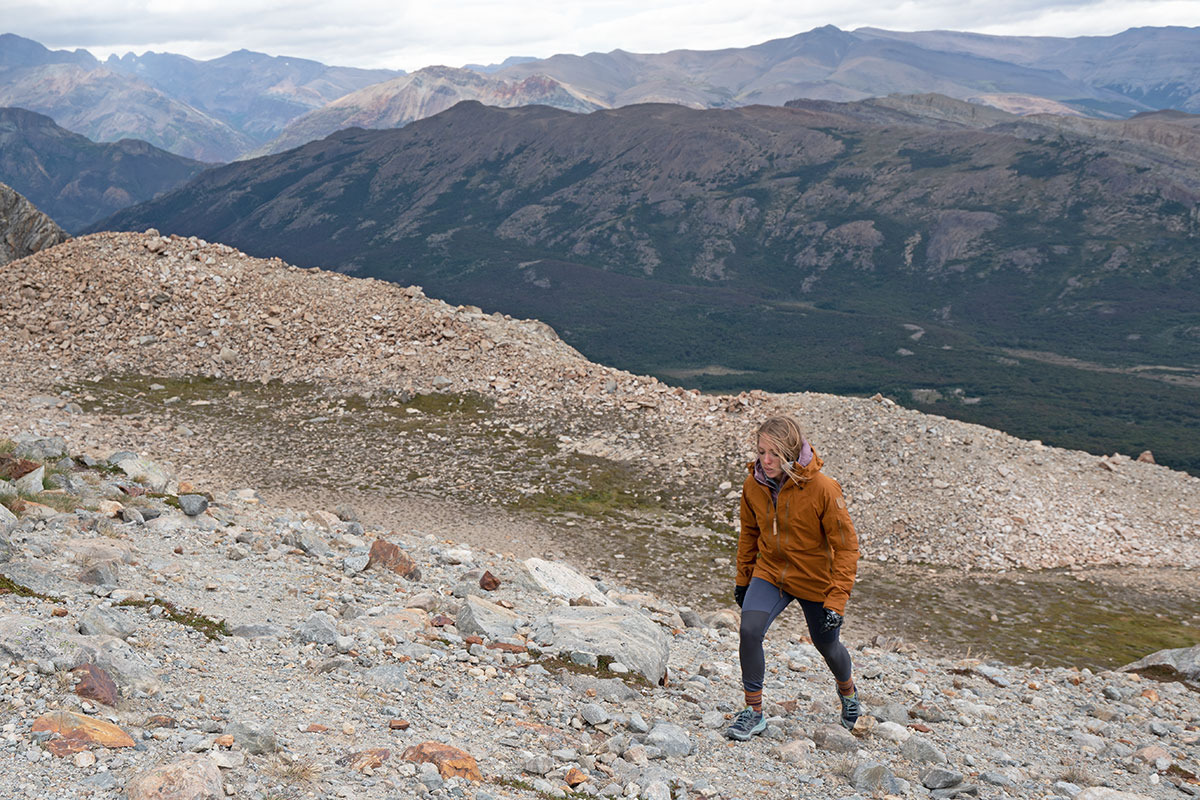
[{"xmin": 819, "ymin": 607, "xmax": 843, "ymax": 632}]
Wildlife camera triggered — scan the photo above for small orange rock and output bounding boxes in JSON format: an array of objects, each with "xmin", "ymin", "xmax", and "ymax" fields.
[
  {"xmin": 908, "ymin": 722, "xmax": 933, "ymax": 733},
  {"xmin": 214, "ymin": 734, "xmax": 234, "ymax": 748},
  {"xmin": 1141, "ymin": 688, "xmax": 1159, "ymax": 702},
  {"xmin": 389, "ymin": 719, "xmax": 410, "ymax": 731},
  {"xmin": 479, "ymin": 570, "xmax": 501, "ymax": 591},
  {"xmin": 305, "ymin": 724, "xmax": 329, "ymax": 734},
  {"xmin": 51, "ymin": 607, "xmax": 68, "ymax": 617},
  {"xmin": 173, "ymin": 546, "xmax": 184, "ymax": 555},
  {"xmin": 464, "ymin": 635, "xmax": 483, "ymax": 646},
  {"xmin": 402, "ymin": 741, "xmax": 483, "ymax": 781},
  {"xmin": 565, "ymin": 767, "xmax": 588, "ymax": 787},
  {"xmin": 338, "ymin": 748, "xmax": 391, "ymax": 772},
  {"xmin": 144, "ymin": 715, "xmax": 178, "ymax": 729},
  {"xmin": 178, "ymin": 481, "xmax": 194, "ymax": 493},
  {"xmin": 1068, "ymin": 675, "xmax": 1085, "ymax": 686}
]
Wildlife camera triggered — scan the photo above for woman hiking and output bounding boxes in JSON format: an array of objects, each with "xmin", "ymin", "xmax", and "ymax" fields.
[{"xmin": 726, "ymin": 415, "xmax": 862, "ymax": 741}]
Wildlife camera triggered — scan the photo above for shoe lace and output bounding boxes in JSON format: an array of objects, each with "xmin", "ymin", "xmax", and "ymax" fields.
[
  {"xmin": 731, "ymin": 708, "xmax": 760, "ymax": 732},
  {"xmin": 841, "ymin": 692, "xmax": 860, "ymax": 717}
]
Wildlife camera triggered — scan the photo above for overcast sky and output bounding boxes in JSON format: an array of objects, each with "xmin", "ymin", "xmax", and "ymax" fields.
[{"xmin": 9, "ymin": 0, "xmax": 1200, "ymax": 71}]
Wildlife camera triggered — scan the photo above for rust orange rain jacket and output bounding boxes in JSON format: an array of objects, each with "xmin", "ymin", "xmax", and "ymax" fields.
[{"xmin": 736, "ymin": 448, "xmax": 859, "ymax": 614}]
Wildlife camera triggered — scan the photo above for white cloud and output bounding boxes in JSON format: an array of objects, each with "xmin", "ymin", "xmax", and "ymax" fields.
[{"xmin": 6, "ymin": 0, "xmax": 1200, "ymax": 70}]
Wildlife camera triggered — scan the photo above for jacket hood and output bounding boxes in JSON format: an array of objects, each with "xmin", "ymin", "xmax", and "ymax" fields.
[{"xmin": 748, "ymin": 442, "xmax": 824, "ymax": 486}]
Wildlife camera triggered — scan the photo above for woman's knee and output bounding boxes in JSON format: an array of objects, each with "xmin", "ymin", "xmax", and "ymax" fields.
[{"xmin": 739, "ymin": 612, "xmax": 769, "ymax": 644}]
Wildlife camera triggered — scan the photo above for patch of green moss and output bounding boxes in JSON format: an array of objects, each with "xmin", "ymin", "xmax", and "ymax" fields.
[
  {"xmin": 0, "ymin": 439, "xmax": 14, "ymax": 455},
  {"xmin": 537, "ymin": 653, "xmax": 653, "ymax": 690},
  {"xmin": 0, "ymin": 575, "xmax": 64, "ymax": 603},
  {"xmin": 115, "ymin": 598, "xmax": 229, "ymax": 640}
]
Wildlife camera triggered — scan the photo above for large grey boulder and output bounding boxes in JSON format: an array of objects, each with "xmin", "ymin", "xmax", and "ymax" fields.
[
  {"xmin": 645, "ymin": 722, "xmax": 692, "ymax": 757},
  {"xmin": 455, "ymin": 595, "xmax": 523, "ymax": 639},
  {"xmin": 295, "ymin": 612, "xmax": 339, "ymax": 645},
  {"xmin": 520, "ymin": 558, "xmax": 609, "ymax": 605},
  {"xmin": 77, "ymin": 606, "xmax": 138, "ymax": 639},
  {"xmin": 13, "ymin": 435, "xmax": 69, "ymax": 461},
  {"xmin": 1120, "ymin": 644, "xmax": 1200, "ymax": 690},
  {"xmin": 112, "ymin": 454, "xmax": 175, "ymax": 494},
  {"xmin": 529, "ymin": 605, "xmax": 669, "ymax": 684}
]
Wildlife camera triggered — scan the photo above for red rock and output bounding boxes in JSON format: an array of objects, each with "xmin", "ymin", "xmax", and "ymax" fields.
[
  {"xmin": 213, "ymin": 734, "xmax": 234, "ymax": 748},
  {"xmin": 367, "ymin": 539, "xmax": 418, "ymax": 578},
  {"xmin": 401, "ymin": 741, "xmax": 483, "ymax": 781},
  {"xmin": 338, "ymin": 748, "xmax": 391, "ymax": 772},
  {"xmin": 51, "ymin": 607, "xmax": 68, "ymax": 617},
  {"xmin": 479, "ymin": 570, "xmax": 501, "ymax": 591},
  {"xmin": 126, "ymin": 754, "xmax": 223, "ymax": 800},
  {"xmin": 430, "ymin": 614, "xmax": 454, "ymax": 627},
  {"xmin": 1141, "ymin": 688, "xmax": 1159, "ymax": 702},
  {"xmin": 0, "ymin": 455, "xmax": 40, "ymax": 480},
  {"xmin": 305, "ymin": 724, "xmax": 329, "ymax": 733},
  {"xmin": 31, "ymin": 711, "xmax": 135, "ymax": 754},
  {"xmin": 908, "ymin": 722, "xmax": 933, "ymax": 733},
  {"xmin": 565, "ymin": 767, "xmax": 588, "ymax": 787},
  {"xmin": 487, "ymin": 641, "xmax": 527, "ymax": 654},
  {"xmin": 145, "ymin": 715, "xmax": 178, "ymax": 728},
  {"xmin": 74, "ymin": 664, "xmax": 119, "ymax": 706},
  {"xmin": 464, "ymin": 635, "xmax": 483, "ymax": 646},
  {"xmin": 389, "ymin": 719, "xmax": 411, "ymax": 730}
]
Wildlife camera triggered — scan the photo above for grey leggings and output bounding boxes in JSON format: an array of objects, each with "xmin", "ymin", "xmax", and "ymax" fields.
[{"xmin": 739, "ymin": 576, "xmax": 853, "ymax": 693}]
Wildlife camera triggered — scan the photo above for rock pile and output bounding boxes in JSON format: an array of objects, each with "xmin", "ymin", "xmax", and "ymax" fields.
[{"xmin": 0, "ymin": 436, "xmax": 1197, "ymax": 799}]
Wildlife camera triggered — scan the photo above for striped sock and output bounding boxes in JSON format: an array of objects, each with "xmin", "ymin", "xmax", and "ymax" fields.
[
  {"xmin": 836, "ymin": 678, "xmax": 856, "ymax": 697},
  {"xmin": 744, "ymin": 690, "xmax": 763, "ymax": 712}
]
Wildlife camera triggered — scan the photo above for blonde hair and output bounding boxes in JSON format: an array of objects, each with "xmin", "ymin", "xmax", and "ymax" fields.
[{"xmin": 756, "ymin": 415, "xmax": 807, "ymax": 484}]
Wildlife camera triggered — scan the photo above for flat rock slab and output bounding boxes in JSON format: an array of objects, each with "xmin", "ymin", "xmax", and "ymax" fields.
[
  {"xmin": 32, "ymin": 710, "xmax": 135, "ymax": 754},
  {"xmin": 455, "ymin": 595, "xmax": 523, "ymax": 639},
  {"xmin": 521, "ymin": 558, "xmax": 609, "ymax": 605},
  {"xmin": 530, "ymin": 605, "xmax": 669, "ymax": 685}
]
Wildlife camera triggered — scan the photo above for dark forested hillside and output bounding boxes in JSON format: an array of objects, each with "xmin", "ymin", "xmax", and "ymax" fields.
[{"xmin": 95, "ymin": 97, "xmax": 1200, "ymax": 471}]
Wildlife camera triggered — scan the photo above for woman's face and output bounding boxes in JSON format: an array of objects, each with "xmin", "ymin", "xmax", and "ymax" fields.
[{"xmin": 757, "ymin": 436, "xmax": 784, "ymax": 479}]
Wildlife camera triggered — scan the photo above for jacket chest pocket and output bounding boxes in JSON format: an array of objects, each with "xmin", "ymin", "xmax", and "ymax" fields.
[{"xmin": 779, "ymin": 499, "xmax": 824, "ymax": 553}]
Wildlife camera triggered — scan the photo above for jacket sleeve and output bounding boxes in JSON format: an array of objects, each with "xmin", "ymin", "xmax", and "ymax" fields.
[
  {"xmin": 736, "ymin": 487, "xmax": 759, "ymax": 587},
  {"xmin": 819, "ymin": 479, "xmax": 859, "ymax": 614}
]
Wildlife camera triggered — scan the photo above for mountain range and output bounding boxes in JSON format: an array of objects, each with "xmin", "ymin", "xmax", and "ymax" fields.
[
  {"xmin": 0, "ymin": 34, "xmax": 401, "ymax": 161},
  {"xmin": 5, "ymin": 26, "xmax": 1200, "ymax": 161},
  {"xmin": 94, "ymin": 95, "xmax": 1200, "ymax": 472},
  {"xmin": 0, "ymin": 107, "xmax": 205, "ymax": 232}
]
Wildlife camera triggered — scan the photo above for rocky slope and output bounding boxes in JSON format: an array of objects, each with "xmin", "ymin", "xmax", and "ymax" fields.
[
  {"xmin": 0, "ymin": 181, "xmax": 67, "ymax": 264},
  {"xmin": 0, "ymin": 107, "xmax": 207, "ymax": 233},
  {"xmin": 0, "ymin": 409, "xmax": 1197, "ymax": 800},
  {"xmin": 0, "ymin": 230, "xmax": 1198, "ymax": 797}
]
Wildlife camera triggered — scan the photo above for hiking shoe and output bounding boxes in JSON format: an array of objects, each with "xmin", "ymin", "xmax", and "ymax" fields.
[
  {"xmin": 839, "ymin": 690, "xmax": 861, "ymax": 730},
  {"xmin": 725, "ymin": 707, "xmax": 767, "ymax": 741}
]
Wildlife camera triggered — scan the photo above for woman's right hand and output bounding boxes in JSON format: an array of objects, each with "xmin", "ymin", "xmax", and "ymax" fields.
[{"xmin": 734, "ymin": 584, "xmax": 747, "ymax": 608}]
